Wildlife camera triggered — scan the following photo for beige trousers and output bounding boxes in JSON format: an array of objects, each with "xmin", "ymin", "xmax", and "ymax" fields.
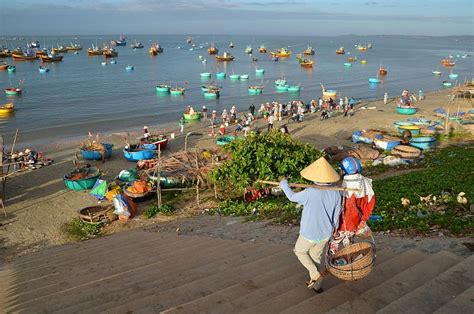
[{"xmin": 293, "ymin": 235, "xmax": 329, "ymax": 281}]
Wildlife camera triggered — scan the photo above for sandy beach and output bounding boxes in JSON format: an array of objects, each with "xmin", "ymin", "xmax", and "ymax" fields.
[{"xmin": 0, "ymin": 87, "xmax": 472, "ymax": 261}]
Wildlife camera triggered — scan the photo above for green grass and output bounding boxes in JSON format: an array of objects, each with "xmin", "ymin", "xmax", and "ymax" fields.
[
  {"xmin": 143, "ymin": 204, "xmax": 176, "ymax": 218},
  {"xmin": 61, "ymin": 218, "xmax": 105, "ymax": 241}
]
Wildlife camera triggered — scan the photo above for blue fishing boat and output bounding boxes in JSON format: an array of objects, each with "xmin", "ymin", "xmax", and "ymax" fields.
[
  {"xmin": 442, "ymin": 81, "xmax": 452, "ymax": 87},
  {"xmin": 156, "ymin": 84, "xmax": 170, "ymax": 93},
  {"xmin": 123, "ymin": 144, "xmax": 156, "ymax": 161},
  {"xmin": 216, "ymin": 72, "xmax": 226, "ymax": 79},
  {"xmin": 204, "ymin": 90, "xmax": 219, "ymax": 98},
  {"xmin": 255, "ymin": 68, "xmax": 265, "ymax": 74},
  {"xmin": 368, "ymin": 78, "xmax": 380, "ymax": 83},
  {"xmin": 275, "ymin": 79, "xmax": 287, "ymax": 86},
  {"xmin": 248, "ymin": 86, "xmax": 263, "ymax": 94},
  {"xmin": 344, "ymin": 62, "xmax": 352, "ymax": 67},
  {"xmin": 410, "ymin": 136, "xmax": 436, "ymax": 150},
  {"xmin": 81, "ymin": 143, "xmax": 114, "ymax": 160},
  {"xmin": 239, "ymin": 74, "xmax": 249, "ymax": 80},
  {"xmin": 38, "ymin": 66, "xmax": 49, "ymax": 73},
  {"xmin": 110, "ymin": 59, "xmax": 117, "ymax": 64},
  {"xmin": 276, "ymin": 84, "xmax": 289, "ymax": 92},
  {"xmin": 63, "ymin": 167, "xmax": 101, "ymax": 191},
  {"xmin": 229, "ymin": 74, "xmax": 240, "ymax": 80},
  {"xmin": 200, "ymin": 72, "xmax": 211, "ymax": 78},
  {"xmin": 7, "ymin": 66, "xmax": 16, "ymax": 73},
  {"xmin": 448, "ymin": 73, "xmax": 458, "ymax": 79},
  {"xmin": 396, "ymin": 106, "xmax": 417, "ymax": 115},
  {"xmin": 125, "ymin": 65, "xmax": 134, "ymax": 71}
]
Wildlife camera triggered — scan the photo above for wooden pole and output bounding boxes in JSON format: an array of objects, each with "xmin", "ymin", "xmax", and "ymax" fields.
[
  {"xmin": 256, "ymin": 180, "xmax": 361, "ymax": 192},
  {"xmin": 156, "ymin": 145, "xmax": 162, "ymax": 208}
]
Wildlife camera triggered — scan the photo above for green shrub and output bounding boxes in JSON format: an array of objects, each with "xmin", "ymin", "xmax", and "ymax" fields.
[
  {"xmin": 144, "ymin": 204, "xmax": 176, "ymax": 218},
  {"xmin": 62, "ymin": 218, "xmax": 105, "ymax": 241}
]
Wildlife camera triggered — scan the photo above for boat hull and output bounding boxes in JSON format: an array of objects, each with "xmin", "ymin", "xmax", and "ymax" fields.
[
  {"xmin": 81, "ymin": 143, "xmax": 114, "ymax": 160},
  {"xmin": 156, "ymin": 86, "xmax": 170, "ymax": 93},
  {"xmin": 287, "ymin": 86, "xmax": 301, "ymax": 93},
  {"xmin": 184, "ymin": 112, "xmax": 202, "ymax": 121},
  {"xmin": 396, "ymin": 107, "xmax": 417, "ymax": 115},
  {"xmin": 123, "ymin": 144, "xmax": 156, "ymax": 161},
  {"xmin": 140, "ymin": 137, "xmax": 168, "ymax": 150},
  {"xmin": 4, "ymin": 89, "xmax": 21, "ymax": 96},
  {"xmin": 12, "ymin": 54, "xmax": 38, "ymax": 61},
  {"xmin": 63, "ymin": 168, "xmax": 101, "ymax": 191},
  {"xmin": 410, "ymin": 136, "xmax": 436, "ymax": 150}
]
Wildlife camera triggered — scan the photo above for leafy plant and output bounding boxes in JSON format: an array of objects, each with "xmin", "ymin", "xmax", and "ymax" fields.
[
  {"xmin": 144, "ymin": 204, "xmax": 176, "ymax": 218},
  {"xmin": 211, "ymin": 132, "xmax": 324, "ymax": 191},
  {"xmin": 61, "ymin": 218, "xmax": 105, "ymax": 241}
]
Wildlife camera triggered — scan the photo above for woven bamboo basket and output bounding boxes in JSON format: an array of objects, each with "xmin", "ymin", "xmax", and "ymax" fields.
[
  {"xmin": 391, "ymin": 145, "xmax": 421, "ymax": 159},
  {"xmin": 78, "ymin": 205, "xmax": 116, "ymax": 224},
  {"xmin": 327, "ymin": 241, "xmax": 375, "ymax": 281}
]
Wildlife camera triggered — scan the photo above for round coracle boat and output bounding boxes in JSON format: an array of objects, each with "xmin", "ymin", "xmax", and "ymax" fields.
[
  {"xmin": 63, "ymin": 167, "xmax": 101, "ymax": 191},
  {"xmin": 123, "ymin": 144, "xmax": 156, "ymax": 161},
  {"xmin": 396, "ymin": 106, "xmax": 417, "ymax": 115},
  {"xmin": 184, "ymin": 112, "xmax": 202, "ymax": 121},
  {"xmin": 80, "ymin": 143, "xmax": 113, "ymax": 160}
]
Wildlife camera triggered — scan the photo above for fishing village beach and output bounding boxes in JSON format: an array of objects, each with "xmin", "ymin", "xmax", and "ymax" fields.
[{"xmin": 1, "ymin": 0, "xmax": 474, "ymax": 312}]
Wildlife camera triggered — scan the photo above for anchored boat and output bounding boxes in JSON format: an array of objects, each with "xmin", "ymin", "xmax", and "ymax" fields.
[
  {"xmin": 156, "ymin": 84, "xmax": 171, "ymax": 93},
  {"xmin": 216, "ymin": 52, "xmax": 235, "ymax": 61},
  {"xmin": 304, "ymin": 46, "xmax": 315, "ymax": 56},
  {"xmin": 259, "ymin": 45, "xmax": 267, "ymax": 53},
  {"xmin": 12, "ymin": 50, "xmax": 38, "ymax": 61},
  {"xmin": 40, "ymin": 53, "xmax": 63, "ymax": 62},
  {"xmin": 248, "ymin": 86, "xmax": 263, "ymax": 94},
  {"xmin": 208, "ymin": 44, "xmax": 218, "ymax": 55},
  {"xmin": 245, "ymin": 46, "xmax": 253, "ymax": 54},
  {"xmin": 0, "ymin": 103, "xmax": 15, "ymax": 115},
  {"xmin": 270, "ymin": 47, "xmax": 292, "ymax": 57},
  {"xmin": 336, "ymin": 47, "xmax": 345, "ymax": 55},
  {"xmin": 103, "ymin": 49, "xmax": 118, "ymax": 58}
]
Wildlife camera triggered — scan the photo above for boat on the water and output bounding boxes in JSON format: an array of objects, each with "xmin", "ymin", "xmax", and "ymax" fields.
[
  {"xmin": 125, "ymin": 65, "xmax": 134, "ymax": 71},
  {"xmin": 441, "ymin": 57, "xmax": 455, "ymax": 67},
  {"xmin": 248, "ymin": 86, "xmax": 263, "ymax": 94},
  {"xmin": 336, "ymin": 47, "xmax": 345, "ymax": 55},
  {"xmin": 442, "ymin": 81, "xmax": 452, "ymax": 87},
  {"xmin": 35, "ymin": 49, "xmax": 47, "ymax": 57},
  {"xmin": 208, "ymin": 44, "xmax": 218, "ymax": 55},
  {"xmin": 87, "ymin": 45, "xmax": 104, "ymax": 56},
  {"xmin": 287, "ymin": 85, "xmax": 301, "ymax": 93},
  {"xmin": 271, "ymin": 56, "xmax": 279, "ymax": 61},
  {"xmin": 275, "ymin": 79, "xmax": 287, "ymax": 86},
  {"xmin": 29, "ymin": 40, "xmax": 40, "ymax": 49},
  {"xmin": 39, "ymin": 66, "xmax": 49, "ymax": 73},
  {"xmin": 229, "ymin": 74, "xmax": 240, "ymax": 79},
  {"xmin": 229, "ymin": 41, "xmax": 234, "ymax": 48},
  {"xmin": 270, "ymin": 47, "xmax": 292, "ymax": 57},
  {"xmin": 216, "ymin": 72, "xmax": 226, "ymax": 79},
  {"xmin": 255, "ymin": 68, "xmax": 265, "ymax": 74},
  {"xmin": 0, "ymin": 103, "xmax": 15, "ymax": 115},
  {"xmin": 355, "ymin": 43, "xmax": 371, "ymax": 51},
  {"xmin": 66, "ymin": 43, "xmax": 82, "ymax": 51},
  {"xmin": 4, "ymin": 88, "xmax": 22, "ymax": 96},
  {"xmin": 259, "ymin": 45, "xmax": 267, "ymax": 53},
  {"xmin": 7, "ymin": 65, "xmax": 16, "ymax": 72},
  {"xmin": 170, "ymin": 87, "xmax": 185, "ymax": 95},
  {"xmin": 0, "ymin": 49, "xmax": 12, "ymax": 58},
  {"xmin": 0, "ymin": 63, "xmax": 8, "ymax": 71},
  {"xmin": 432, "ymin": 70, "xmax": 442, "ymax": 75},
  {"xmin": 103, "ymin": 49, "xmax": 118, "ymax": 58},
  {"xmin": 296, "ymin": 54, "xmax": 314, "ymax": 68},
  {"xmin": 156, "ymin": 84, "xmax": 171, "ymax": 93},
  {"xmin": 111, "ymin": 35, "xmax": 127, "ymax": 46},
  {"xmin": 184, "ymin": 112, "xmax": 202, "ymax": 121},
  {"xmin": 245, "ymin": 46, "xmax": 253, "ymax": 54},
  {"xmin": 131, "ymin": 41, "xmax": 144, "ymax": 49},
  {"xmin": 239, "ymin": 74, "xmax": 249, "ymax": 80},
  {"xmin": 448, "ymin": 72, "xmax": 459, "ymax": 79},
  {"xmin": 343, "ymin": 62, "xmax": 352, "ymax": 67},
  {"xmin": 200, "ymin": 72, "xmax": 211, "ymax": 78},
  {"xmin": 40, "ymin": 53, "xmax": 63, "ymax": 62},
  {"xmin": 216, "ymin": 52, "xmax": 235, "ymax": 61},
  {"xmin": 203, "ymin": 86, "xmax": 220, "ymax": 98},
  {"xmin": 379, "ymin": 66, "xmax": 388, "ymax": 75},
  {"xmin": 101, "ymin": 61, "xmax": 107, "ymax": 66},
  {"xmin": 12, "ymin": 50, "xmax": 38, "ymax": 61},
  {"xmin": 347, "ymin": 56, "xmax": 358, "ymax": 62},
  {"xmin": 52, "ymin": 46, "xmax": 68, "ymax": 54},
  {"xmin": 148, "ymin": 43, "xmax": 163, "ymax": 55},
  {"xmin": 303, "ymin": 46, "xmax": 315, "ymax": 56},
  {"xmin": 368, "ymin": 77, "xmax": 380, "ymax": 84}
]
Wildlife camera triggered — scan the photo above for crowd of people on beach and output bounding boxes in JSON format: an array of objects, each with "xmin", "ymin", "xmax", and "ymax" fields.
[{"xmin": 180, "ymin": 96, "xmax": 360, "ymax": 136}]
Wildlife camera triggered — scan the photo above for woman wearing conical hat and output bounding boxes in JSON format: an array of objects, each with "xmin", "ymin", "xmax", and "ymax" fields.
[{"xmin": 280, "ymin": 157, "xmax": 342, "ymax": 292}]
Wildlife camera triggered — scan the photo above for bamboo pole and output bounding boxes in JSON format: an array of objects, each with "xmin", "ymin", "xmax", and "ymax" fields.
[
  {"xmin": 256, "ymin": 180, "xmax": 360, "ymax": 192},
  {"xmin": 156, "ymin": 145, "xmax": 162, "ymax": 208}
]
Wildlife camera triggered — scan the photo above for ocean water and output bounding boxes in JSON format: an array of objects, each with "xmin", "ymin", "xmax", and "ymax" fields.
[{"xmin": 0, "ymin": 34, "xmax": 472, "ymax": 146}]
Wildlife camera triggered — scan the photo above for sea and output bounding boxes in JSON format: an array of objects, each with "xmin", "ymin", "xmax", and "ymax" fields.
[{"xmin": 0, "ymin": 34, "xmax": 473, "ymax": 147}]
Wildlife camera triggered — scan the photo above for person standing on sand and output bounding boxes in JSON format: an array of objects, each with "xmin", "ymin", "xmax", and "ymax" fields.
[
  {"xmin": 178, "ymin": 117, "xmax": 184, "ymax": 133},
  {"xmin": 202, "ymin": 106, "xmax": 208, "ymax": 121},
  {"xmin": 267, "ymin": 114, "xmax": 275, "ymax": 131},
  {"xmin": 418, "ymin": 90, "xmax": 424, "ymax": 101},
  {"xmin": 249, "ymin": 104, "xmax": 256, "ymax": 116},
  {"xmin": 280, "ymin": 157, "xmax": 342, "ymax": 292},
  {"xmin": 384, "ymin": 92, "xmax": 388, "ymax": 105}
]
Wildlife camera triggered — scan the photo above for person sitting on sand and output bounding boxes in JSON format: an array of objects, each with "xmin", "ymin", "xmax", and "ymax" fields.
[
  {"xmin": 143, "ymin": 126, "xmax": 150, "ymax": 139},
  {"xmin": 218, "ymin": 124, "xmax": 226, "ymax": 135},
  {"xmin": 280, "ymin": 157, "xmax": 342, "ymax": 292}
]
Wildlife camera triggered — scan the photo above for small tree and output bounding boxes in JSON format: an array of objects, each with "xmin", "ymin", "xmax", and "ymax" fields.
[{"xmin": 211, "ymin": 132, "xmax": 324, "ymax": 191}]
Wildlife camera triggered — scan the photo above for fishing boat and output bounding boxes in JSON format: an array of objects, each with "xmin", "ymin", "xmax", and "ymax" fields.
[
  {"xmin": 204, "ymin": 88, "xmax": 220, "ymax": 98},
  {"xmin": 347, "ymin": 56, "xmax": 358, "ymax": 62},
  {"xmin": 7, "ymin": 65, "xmax": 16, "ymax": 73},
  {"xmin": 156, "ymin": 84, "xmax": 171, "ymax": 93},
  {"xmin": 186, "ymin": 37, "xmax": 192, "ymax": 44},
  {"xmin": 355, "ymin": 43, "xmax": 369, "ymax": 51},
  {"xmin": 208, "ymin": 44, "xmax": 218, "ymax": 55},
  {"xmin": 361, "ymin": 60, "xmax": 367, "ymax": 64},
  {"xmin": 140, "ymin": 135, "xmax": 168, "ymax": 150},
  {"xmin": 259, "ymin": 45, "xmax": 267, "ymax": 53},
  {"xmin": 66, "ymin": 43, "xmax": 82, "ymax": 51},
  {"xmin": 276, "ymin": 84, "xmax": 289, "ymax": 92},
  {"xmin": 110, "ymin": 59, "xmax": 117, "ymax": 64},
  {"xmin": 200, "ymin": 72, "xmax": 211, "ymax": 79},
  {"xmin": 184, "ymin": 112, "xmax": 202, "ymax": 121},
  {"xmin": 123, "ymin": 144, "xmax": 156, "ymax": 162},
  {"xmin": 148, "ymin": 43, "xmax": 163, "ymax": 55},
  {"xmin": 0, "ymin": 103, "xmax": 15, "ymax": 115},
  {"xmin": 239, "ymin": 74, "xmax": 249, "ymax": 80},
  {"xmin": 38, "ymin": 66, "xmax": 49, "ymax": 73},
  {"xmin": 396, "ymin": 106, "xmax": 417, "ymax": 115},
  {"xmin": 216, "ymin": 72, "xmax": 226, "ymax": 79},
  {"xmin": 216, "ymin": 52, "xmax": 235, "ymax": 61},
  {"xmin": 351, "ymin": 130, "xmax": 378, "ymax": 144},
  {"xmin": 0, "ymin": 49, "xmax": 12, "ymax": 58},
  {"xmin": 229, "ymin": 41, "xmax": 234, "ymax": 48},
  {"xmin": 131, "ymin": 41, "xmax": 144, "ymax": 49},
  {"xmin": 125, "ymin": 65, "xmax": 134, "ymax": 71},
  {"xmin": 441, "ymin": 58, "xmax": 455, "ymax": 67},
  {"xmin": 303, "ymin": 46, "xmax": 315, "ymax": 56},
  {"xmin": 101, "ymin": 61, "xmax": 107, "ymax": 66},
  {"xmin": 103, "ymin": 49, "xmax": 118, "ymax": 58},
  {"xmin": 432, "ymin": 70, "xmax": 442, "ymax": 75},
  {"xmin": 87, "ymin": 45, "xmax": 104, "ymax": 56},
  {"xmin": 245, "ymin": 46, "xmax": 253, "ymax": 54},
  {"xmin": 12, "ymin": 50, "xmax": 38, "ymax": 61},
  {"xmin": 343, "ymin": 62, "xmax": 352, "ymax": 67},
  {"xmin": 229, "ymin": 74, "xmax": 240, "ymax": 79},
  {"xmin": 29, "ymin": 40, "xmax": 40, "ymax": 48},
  {"xmin": 63, "ymin": 167, "xmax": 101, "ymax": 190},
  {"xmin": 368, "ymin": 78, "xmax": 380, "ymax": 84},
  {"xmin": 448, "ymin": 72, "xmax": 459, "ymax": 79},
  {"xmin": 248, "ymin": 86, "xmax": 263, "ymax": 94},
  {"xmin": 336, "ymin": 47, "xmax": 345, "ymax": 54},
  {"xmin": 271, "ymin": 56, "xmax": 279, "ymax": 61},
  {"xmin": 287, "ymin": 85, "xmax": 301, "ymax": 93},
  {"xmin": 0, "ymin": 63, "xmax": 8, "ymax": 71},
  {"xmin": 35, "ymin": 49, "xmax": 47, "ymax": 57},
  {"xmin": 275, "ymin": 79, "xmax": 287, "ymax": 86},
  {"xmin": 52, "ymin": 46, "xmax": 68, "ymax": 54},
  {"xmin": 255, "ymin": 68, "xmax": 265, "ymax": 74},
  {"xmin": 296, "ymin": 55, "xmax": 314, "ymax": 68},
  {"xmin": 442, "ymin": 81, "xmax": 452, "ymax": 87},
  {"xmin": 398, "ymin": 124, "xmax": 421, "ymax": 135},
  {"xmin": 111, "ymin": 35, "xmax": 127, "ymax": 46},
  {"xmin": 4, "ymin": 88, "xmax": 22, "ymax": 96},
  {"xmin": 40, "ymin": 53, "xmax": 63, "ymax": 62},
  {"xmin": 270, "ymin": 47, "xmax": 292, "ymax": 58},
  {"xmin": 81, "ymin": 143, "xmax": 113, "ymax": 160},
  {"xmin": 170, "ymin": 87, "xmax": 185, "ymax": 95}
]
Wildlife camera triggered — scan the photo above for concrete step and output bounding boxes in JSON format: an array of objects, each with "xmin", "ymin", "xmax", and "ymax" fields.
[
  {"xmin": 10, "ymin": 237, "xmax": 258, "ymax": 313},
  {"xmin": 379, "ymin": 255, "xmax": 474, "ymax": 313},
  {"xmin": 162, "ymin": 263, "xmax": 301, "ymax": 313},
  {"xmin": 11, "ymin": 235, "xmax": 219, "ymax": 303},
  {"xmin": 241, "ymin": 248, "xmax": 399, "ymax": 313},
  {"xmin": 64, "ymin": 241, "xmax": 284, "ymax": 313},
  {"xmin": 105, "ymin": 249, "xmax": 292, "ymax": 313},
  {"xmin": 327, "ymin": 250, "xmax": 463, "ymax": 313},
  {"xmin": 433, "ymin": 286, "xmax": 474, "ymax": 314},
  {"xmin": 281, "ymin": 249, "xmax": 427, "ymax": 314}
]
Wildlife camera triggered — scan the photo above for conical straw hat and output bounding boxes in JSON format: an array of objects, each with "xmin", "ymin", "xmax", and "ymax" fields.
[{"xmin": 300, "ymin": 157, "xmax": 340, "ymax": 183}]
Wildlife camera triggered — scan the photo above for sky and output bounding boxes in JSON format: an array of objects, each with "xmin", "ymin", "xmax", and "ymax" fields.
[{"xmin": 0, "ymin": 0, "xmax": 472, "ymax": 36}]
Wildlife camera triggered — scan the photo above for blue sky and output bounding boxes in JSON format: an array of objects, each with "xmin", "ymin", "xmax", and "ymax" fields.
[{"xmin": 0, "ymin": 0, "xmax": 472, "ymax": 36}]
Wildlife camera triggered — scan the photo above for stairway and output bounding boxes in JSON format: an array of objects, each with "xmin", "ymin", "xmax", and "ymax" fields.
[{"xmin": 0, "ymin": 230, "xmax": 472, "ymax": 313}]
